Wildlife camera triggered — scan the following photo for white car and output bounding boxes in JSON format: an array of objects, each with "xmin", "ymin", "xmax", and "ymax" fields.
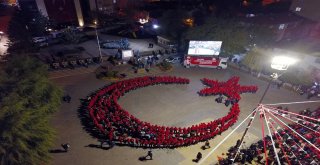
[
  {"xmin": 165, "ymin": 56, "xmax": 182, "ymax": 63},
  {"xmin": 231, "ymin": 53, "xmax": 246, "ymax": 63},
  {"xmin": 32, "ymin": 37, "xmax": 47, "ymax": 43}
]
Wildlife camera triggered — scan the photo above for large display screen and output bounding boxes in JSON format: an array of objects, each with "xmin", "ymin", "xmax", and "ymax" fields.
[
  {"xmin": 187, "ymin": 41, "xmax": 222, "ymax": 56},
  {"xmin": 122, "ymin": 50, "xmax": 133, "ymax": 59}
]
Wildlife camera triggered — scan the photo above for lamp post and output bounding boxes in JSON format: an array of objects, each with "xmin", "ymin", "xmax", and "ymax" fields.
[
  {"xmin": 259, "ymin": 56, "xmax": 298, "ymax": 103},
  {"xmin": 0, "ymin": 31, "xmax": 3, "ymax": 41},
  {"xmin": 94, "ymin": 20, "xmax": 103, "ymax": 63},
  {"xmin": 236, "ymin": 56, "xmax": 298, "ymax": 162}
]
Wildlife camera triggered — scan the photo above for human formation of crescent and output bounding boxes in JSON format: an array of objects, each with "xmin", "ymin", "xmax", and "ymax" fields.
[{"xmin": 85, "ymin": 76, "xmax": 258, "ymax": 148}]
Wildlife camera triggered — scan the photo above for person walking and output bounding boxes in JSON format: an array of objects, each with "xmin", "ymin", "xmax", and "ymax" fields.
[
  {"xmin": 195, "ymin": 152, "xmax": 202, "ymax": 163},
  {"xmin": 204, "ymin": 140, "xmax": 210, "ymax": 149},
  {"xmin": 61, "ymin": 143, "xmax": 70, "ymax": 152},
  {"xmin": 146, "ymin": 150, "xmax": 153, "ymax": 160}
]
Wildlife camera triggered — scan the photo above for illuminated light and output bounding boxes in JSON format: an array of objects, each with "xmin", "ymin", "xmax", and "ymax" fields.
[
  {"xmin": 271, "ymin": 56, "xmax": 298, "ymax": 70},
  {"xmin": 243, "ymin": 0, "xmax": 248, "ymax": 6},
  {"xmin": 79, "ymin": 21, "xmax": 84, "ymax": 27},
  {"xmin": 0, "ymin": 31, "xmax": 3, "ymax": 34},
  {"xmin": 184, "ymin": 18, "xmax": 194, "ymax": 27},
  {"xmin": 138, "ymin": 18, "xmax": 148, "ymax": 24},
  {"xmin": 152, "ymin": 24, "xmax": 159, "ymax": 29},
  {"xmin": 93, "ymin": 20, "xmax": 98, "ymax": 25}
]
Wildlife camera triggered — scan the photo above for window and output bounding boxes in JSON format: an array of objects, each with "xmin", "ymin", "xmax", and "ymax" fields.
[
  {"xmin": 295, "ymin": 7, "xmax": 301, "ymax": 12},
  {"xmin": 279, "ymin": 24, "xmax": 285, "ymax": 30}
]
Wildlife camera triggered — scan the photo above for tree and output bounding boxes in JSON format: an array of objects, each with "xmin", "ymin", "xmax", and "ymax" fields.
[
  {"xmin": 0, "ymin": 55, "xmax": 62, "ymax": 165},
  {"xmin": 248, "ymin": 24, "xmax": 275, "ymax": 48},
  {"xmin": 62, "ymin": 28, "xmax": 86, "ymax": 44},
  {"xmin": 241, "ymin": 48, "xmax": 270, "ymax": 72},
  {"xmin": 158, "ymin": 9, "xmax": 190, "ymax": 50},
  {"xmin": 7, "ymin": 8, "xmax": 49, "ymax": 54},
  {"xmin": 184, "ymin": 17, "xmax": 250, "ymax": 55}
]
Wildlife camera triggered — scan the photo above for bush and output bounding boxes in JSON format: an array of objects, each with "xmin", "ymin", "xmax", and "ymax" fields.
[
  {"xmin": 279, "ymin": 69, "xmax": 313, "ymax": 86},
  {"xmin": 96, "ymin": 70, "xmax": 119, "ymax": 79},
  {"xmin": 157, "ymin": 60, "xmax": 173, "ymax": 71}
]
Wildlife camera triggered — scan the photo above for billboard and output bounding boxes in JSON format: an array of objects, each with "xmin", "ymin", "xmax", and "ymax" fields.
[
  {"xmin": 187, "ymin": 41, "xmax": 222, "ymax": 56},
  {"xmin": 189, "ymin": 56, "xmax": 220, "ymax": 66}
]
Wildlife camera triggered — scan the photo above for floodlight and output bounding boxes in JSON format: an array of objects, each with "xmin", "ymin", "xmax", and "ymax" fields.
[
  {"xmin": 152, "ymin": 24, "xmax": 159, "ymax": 29},
  {"xmin": 271, "ymin": 56, "xmax": 298, "ymax": 70}
]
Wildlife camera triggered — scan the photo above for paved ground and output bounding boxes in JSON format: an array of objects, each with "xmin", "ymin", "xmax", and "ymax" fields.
[{"xmin": 50, "ymin": 64, "xmax": 319, "ymax": 165}]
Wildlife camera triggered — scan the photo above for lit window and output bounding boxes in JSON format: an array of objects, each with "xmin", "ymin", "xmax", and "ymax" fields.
[
  {"xmin": 279, "ymin": 24, "xmax": 285, "ymax": 30},
  {"xmin": 295, "ymin": 7, "xmax": 301, "ymax": 11}
]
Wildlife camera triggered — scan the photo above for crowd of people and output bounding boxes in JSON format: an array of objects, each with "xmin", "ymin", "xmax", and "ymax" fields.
[
  {"xmin": 217, "ymin": 106, "xmax": 320, "ymax": 165},
  {"xmin": 86, "ymin": 76, "xmax": 258, "ymax": 148},
  {"xmin": 199, "ymin": 77, "xmax": 258, "ymax": 106}
]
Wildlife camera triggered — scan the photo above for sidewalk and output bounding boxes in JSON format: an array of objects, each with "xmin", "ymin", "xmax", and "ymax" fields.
[
  {"xmin": 228, "ymin": 62, "xmax": 302, "ymax": 94},
  {"xmin": 98, "ymin": 63, "xmax": 173, "ymax": 81}
]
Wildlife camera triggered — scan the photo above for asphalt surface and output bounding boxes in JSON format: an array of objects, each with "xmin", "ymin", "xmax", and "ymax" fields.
[{"xmin": 50, "ymin": 64, "xmax": 319, "ymax": 165}]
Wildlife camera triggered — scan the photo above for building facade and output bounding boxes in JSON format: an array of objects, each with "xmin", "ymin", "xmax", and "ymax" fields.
[
  {"xmin": 289, "ymin": 0, "xmax": 320, "ymax": 39},
  {"xmin": 17, "ymin": 0, "xmax": 153, "ymax": 26}
]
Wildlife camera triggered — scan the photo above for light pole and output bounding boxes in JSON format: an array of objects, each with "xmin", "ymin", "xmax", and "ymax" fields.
[
  {"xmin": 94, "ymin": 20, "xmax": 103, "ymax": 63},
  {"xmin": 258, "ymin": 56, "xmax": 298, "ymax": 103},
  {"xmin": 0, "ymin": 31, "xmax": 3, "ymax": 41},
  {"xmin": 236, "ymin": 55, "xmax": 298, "ymax": 162}
]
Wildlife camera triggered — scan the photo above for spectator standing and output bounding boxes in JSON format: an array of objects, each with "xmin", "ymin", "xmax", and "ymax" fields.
[
  {"xmin": 146, "ymin": 150, "xmax": 153, "ymax": 160},
  {"xmin": 61, "ymin": 143, "xmax": 70, "ymax": 152},
  {"xmin": 195, "ymin": 152, "xmax": 202, "ymax": 163}
]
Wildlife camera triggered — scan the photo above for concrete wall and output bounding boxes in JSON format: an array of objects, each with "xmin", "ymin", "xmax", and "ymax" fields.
[
  {"xmin": 35, "ymin": 0, "xmax": 48, "ymax": 17},
  {"xmin": 74, "ymin": 0, "xmax": 84, "ymax": 26}
]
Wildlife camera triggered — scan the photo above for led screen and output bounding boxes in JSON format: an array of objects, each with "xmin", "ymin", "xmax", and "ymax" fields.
[
  {"xmin": 122, "ymin": 50, "xmax": 133, "ymax": 59},
  {"xmin": 187, "ymin": 41, "xmax": 222, "ymax": 56}
]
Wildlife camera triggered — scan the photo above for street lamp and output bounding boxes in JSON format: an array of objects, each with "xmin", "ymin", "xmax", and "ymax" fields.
[
  {"xmin": 0, "ymin": 31, "xmax": 3, "ymax": 40},
  {"xmin": 259, "ymin": 56, "xmax": 298, "ymax": 103},
  {"xmin": 94, "ymin": 20, "xmax": 103, "ymax": 63},
  {"xmin": 152, "ymin": 24, "xmax": 159, "ymax": 29}
]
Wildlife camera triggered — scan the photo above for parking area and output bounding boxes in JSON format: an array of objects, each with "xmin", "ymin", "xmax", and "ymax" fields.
[{"xmin": 36, "ymin": 33, "xmax": 174, "ymax": 70}]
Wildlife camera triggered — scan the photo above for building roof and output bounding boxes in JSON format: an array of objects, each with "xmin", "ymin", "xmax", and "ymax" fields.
[
  {"xmin": 239, "ymin": 12, "xmax": 304, "ymax": 25},
  {"xmin": 290, "ymin": 0, "xmax": 320, "ymax": 22},
  {"xmin": 275, "ymin": 38, "xmax": 320, "ymax": 56}
]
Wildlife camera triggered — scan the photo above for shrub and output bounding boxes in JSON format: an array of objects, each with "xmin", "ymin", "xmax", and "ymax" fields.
[{"xmin": 157, "ymin": 60, "xmax": 173, "ymax": 71}]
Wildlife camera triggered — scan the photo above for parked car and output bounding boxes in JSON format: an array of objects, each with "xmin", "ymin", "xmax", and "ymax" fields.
[
  {"xmin": 231, "ymin": 53, "xmax": 246, "ymax": 63},
  {"xmin": 37, "ymin": 42, "xmax": 49, "ymax": 47},
  {"xmin": 165, "ymin": 56, "xmax": 182, "ymax": 63},
  {"xmin": 32, "ymin": 37, "xmax": 47, "ymax": 43}
]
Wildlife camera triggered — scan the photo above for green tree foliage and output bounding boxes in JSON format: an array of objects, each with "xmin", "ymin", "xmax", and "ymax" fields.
[
  {"xmin": 158, "ymin": 9, "xmax": 189, "ymax": 42},
  {"xmin": 249, "ymin": 24, "xmax": 275, "ymax": 47},
  {"xmin": 7, "ymin": 8, "xmax": 49, "ymax": 54},
  {"xmin": 241, "ymin": 48, "xmax": 270, "ymax": 71},
  {"xmin": 184, "ymin": 17, "xmax": 249, "ymax": 55},
  {"xmin": 0, "ymin": 55, "xmax": 62, "ymax": 165},
  {"xmin": 280, "ymin": 68, "xmax": 313, "ymax": 86},
  {"xmin": 62, "ymin": 28, "xmax": 86, "ymax": 44}
]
